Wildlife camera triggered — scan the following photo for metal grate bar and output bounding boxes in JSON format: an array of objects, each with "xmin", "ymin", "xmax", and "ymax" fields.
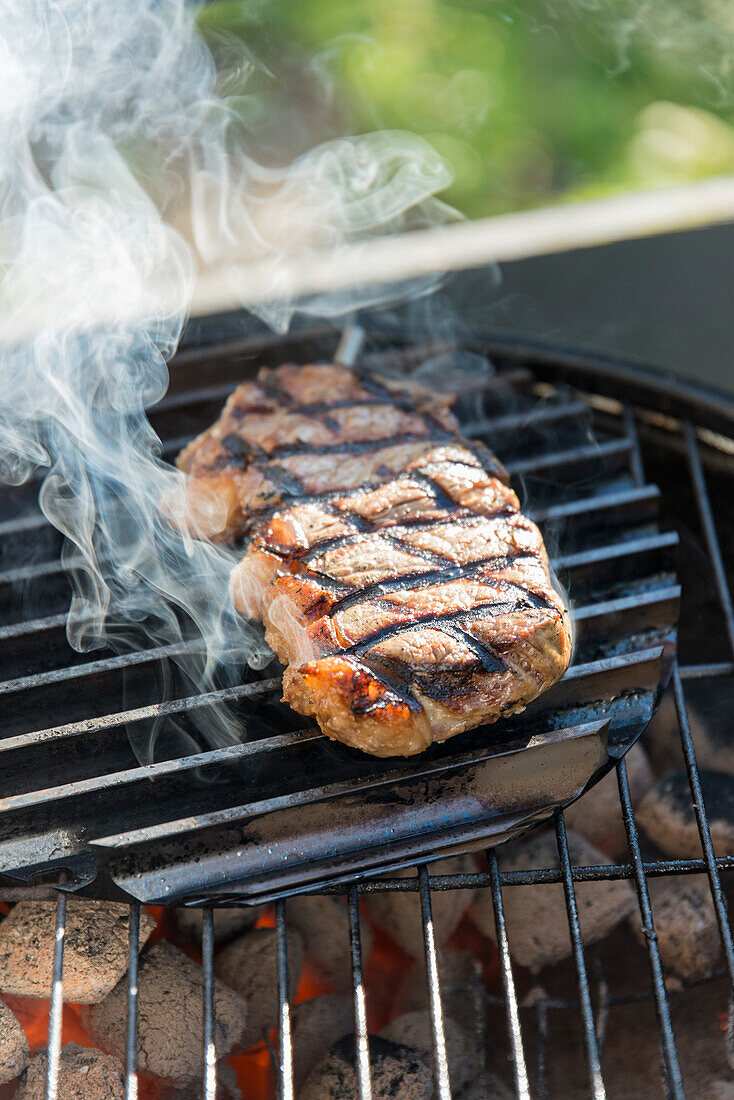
[
  {"xmin": 417, "ymin": 865, "xmax": 452, "ymax": 1100},
  {"xmin": 0, "ymin": 677, "xmax": 282, "ymax": 753},
  {"xmin": 676, "ymin": 423, "xmax": 734, "ymax": 987},
  {"xmin": 507, "ymin": 437, "xmax": 631, "ymax": 478},
  {"xmin": 615, "ymin": 404, "xmax": 684, "ymax": 1097},
  {"xmin": 623, "ymin": 405, "xmax": 646, "ymax": 487},
  {"xmin": 684, "ymin": 420, "xmax": 734, "ymax": 652},
  {"xmin": 462, "ymin": 398, "xmax": 589, "ymax": 438},
  {"xmin": 124, "ymin": 903, "xmax": 140, "ymax": 1100},
  {"xmin": 202, "ymin": 908, "xmax": 218, "ymax": 1100},
  {"xmin": 0, "ymin": 638, "xmax": 204, "ymax": 696},
  {"xmin": 616, "ymin": 756, "xmax": 684, "ymax": 1097},
  {"xmin": 487, "ymin": 849, "xmax": 530, "ymax": 1099},
  {"xmin": 347, "ymin": 886, "xmax": 372, "ymax": 1100},
  {"xmin": 529, "ymin": 483, "xmax": 659, "ymax": 527},
  {"xmin": 553, "ymin": 810, "xmax": 606, "ymax": 1099},
  {"xmin": 275, "ymin": 899, "xmax": 294, "ymax": 1100},
  {"xmin": 536, "ymin": 995, "xmax": 549, "ymax": 1100},
  {"xmin": 673, "ymin": 666, "xmax": 734, "ymax": 988},
  {"xmin": 681, "ymin": 661, "xmax": 734, "ymax": 679},
  {"xmin": 44, "ymin": 889, "xmax": 66, "ymax": 1100},
  {"xmin": 314, "ymin": 854, "xmax": 734, "ymax": 893}
]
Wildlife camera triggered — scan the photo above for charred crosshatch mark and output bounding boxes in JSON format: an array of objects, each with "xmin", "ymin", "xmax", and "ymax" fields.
[
  {"xmin": 268, "ymin": 429, "xmax": 454, "ymax": 459},
  {"xmin": 263, "ymin": 465, "xmax": 306, "ymax": 497},
  {"xmin": 344, "ymin": 655, "xmax": 423, "ymax": 713},
  {"xmin": 326, "ymin": 551, "xmax": 533, "ymax": 617},
  {"xmin": 407, "ymin": 471, "xmax": 457, "ymax": 512},
  {"xmin": 343, "ymin": 597, "xmax": 549, "ymax": 657},
  {"xmin": 256, "ymin": 372, "xmax": 296, "ymax": 406}
]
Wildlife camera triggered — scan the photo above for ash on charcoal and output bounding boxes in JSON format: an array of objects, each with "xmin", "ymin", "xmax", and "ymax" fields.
[
  {"xmin": 629, "ymin": 873, "xmax": 721, "ymax": 984},
  {"xmin": 213, "ymin": 926, "xmax": 302, "ymax": 1050},
  {"xmin": 0, "ymin": 900, "xmax": 154, "ymax": 1003},
  {"xmin": 83, "ymin": 942, "xmax": 248, "ymax": 1084},
  {"xmin": 637, "ymin": 769, "xmax": 734, "ymax": 858},
  {"xmin": 287, "ymin": 895, "xmax": 371, "ymax": 991},
  {"xmin": 174, "ymin": 906, "xmax": 262, "ymax": 945},
  {"xmin": 14, "ymin": 1043, "xmax": 124, "ymax": 1100},
  {"xmin": 300, "ymin": 1033, "xmax": 433, "ymax": 1100},
  {"xmin": 471, "ymin": 830, "xmax": 635, "ymax": 971},
  {"xmin": 0, "ymin": 999, "xmax": 28, "ymax": 1085},
  {"xmin": 291, "ymin": 994, "xmax": 353, "ymax": 1087},
  {"xmin": 380, "ymin": 1011, "xmax": 474, "ymax": 1094},
  {"xmin": 564, "ymin": 743, "xmax": 653, "ymax": 858},
  {"xmin": 398, "ymin": 948, "xmax": 484, "ymax": 1029},
  {"xmin": 365, "ymin": 855, "xmax": 476, "ymax": 958}
]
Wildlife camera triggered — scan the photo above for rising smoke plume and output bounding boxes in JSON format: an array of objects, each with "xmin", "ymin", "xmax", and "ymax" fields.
[{"xmin": 0, "ymin": 0, "xmax": 453, "ymax": 759}]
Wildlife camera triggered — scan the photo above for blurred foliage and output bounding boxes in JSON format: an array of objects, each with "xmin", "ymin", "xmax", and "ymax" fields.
[{"xmin": 196, "ymin": 0, "xmax": 734, "ymax": 218}]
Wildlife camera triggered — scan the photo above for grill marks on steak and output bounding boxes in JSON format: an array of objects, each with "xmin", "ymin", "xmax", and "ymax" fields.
[
  {"xmin": 231, "ymin": 445, "xmax": 572, "ymax": 757},
  {"xmin": 176, "ymin": 362, "xmax": 504, "ymax": 542}
]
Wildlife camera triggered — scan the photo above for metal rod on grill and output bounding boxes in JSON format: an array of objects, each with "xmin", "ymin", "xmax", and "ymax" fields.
[
  {"xmin": 202, "ymin": 909, "xmax": 218, "ymax": 1100},
  {"xmin": 672, "ymin": 666, "xmax": 734, "ymax": 984},
  {"xmin": 617, "ymin": 757, "xmax": 684, "ymax": 1097},
  {"xmin": 616, "ymin": 407, "xmax": 685, "ymax": 1098},
  {"xmin": 275, "ymin": 899, "xmax": 294, "ymax": 1100},
  {"xmin": 44, "ymin": 890, "xmax": 66, "ymax": 1100},
  {"xmin": 347, "ymin": 886, "xmax": 373, "ymax": 1100},
  {"xmin": 417, "ymin": 865, "xmax": 452, "ymax": 1100},
  {"xmin": 684, "ymin": 421, "xmax": 734, "ymax": 656},
  {"xmin": 487, "ymin": 850, "xmax": 530, "ymax": 1100},
  {"xmin": 335, "ymin": 324, "xmax": 367, "ymax": 369},
  {"xmin": 125, "ymin": 903, "xmax": 140, "ymax": 1100},
  {"xmin": 553, "ymin": 810, "xmax": 606, "ymax": 1100}
]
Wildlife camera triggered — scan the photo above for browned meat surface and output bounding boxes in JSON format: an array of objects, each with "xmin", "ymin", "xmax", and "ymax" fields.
[
  {"xmin": 176, "ymin": 362, "xmax": 505, "ymax": 542},
  {"xmin": 231, "ymin": 444, "xmax": 572, "ymax": 757}
]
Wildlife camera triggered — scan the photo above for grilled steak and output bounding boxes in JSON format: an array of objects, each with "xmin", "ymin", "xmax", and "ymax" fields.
[
  {"xmin": 176, "ymin": 362, "xmax": 506, "ymax": 542},
  {"xmin": 231, "ymin": 444, "xmax": 572, "ymax": 757}
]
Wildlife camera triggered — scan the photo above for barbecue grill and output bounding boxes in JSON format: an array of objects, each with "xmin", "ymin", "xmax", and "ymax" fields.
[{"xmin": 1, "ymin": 322, "xmax": 733, "ymax": 1099}]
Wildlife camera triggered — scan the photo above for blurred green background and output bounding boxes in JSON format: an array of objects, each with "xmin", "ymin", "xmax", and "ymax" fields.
[{"xmin": 197, "ymin": 0, "xmax": 734, "ymax": 219}]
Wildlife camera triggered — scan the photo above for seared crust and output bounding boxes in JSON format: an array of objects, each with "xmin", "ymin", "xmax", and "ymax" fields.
[
  {"xmin": 231, "ymin": 445, "xmax": 572, "ymax": 757},
  {"xmin": 177, "ymin": 362, "xmax": 505, "ymax": 542}
]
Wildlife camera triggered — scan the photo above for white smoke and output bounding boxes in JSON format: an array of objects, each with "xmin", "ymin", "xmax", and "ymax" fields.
[{"xmin": 0, "ymin": 0, "xmax": 453, "ymax": 759}]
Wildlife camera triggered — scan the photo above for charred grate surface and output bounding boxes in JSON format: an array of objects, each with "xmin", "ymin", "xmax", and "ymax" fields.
[{"xmin": 7, "ymin": 326, "xmax": 734, "ymax": 1099}]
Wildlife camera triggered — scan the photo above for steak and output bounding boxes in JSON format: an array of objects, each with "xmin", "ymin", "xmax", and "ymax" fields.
[
  {"xmin": 176, "ymin": 362, "xmax": 506, "ymax": 542},
  {"xmin": 231, "ymin": 443, "xmax": 572, "ymax": 757}
]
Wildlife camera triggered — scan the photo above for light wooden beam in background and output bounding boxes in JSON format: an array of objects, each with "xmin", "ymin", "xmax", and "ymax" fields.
[{"xmin": 192, "ymin": 175, "xmax": 734, "ymax": 315}]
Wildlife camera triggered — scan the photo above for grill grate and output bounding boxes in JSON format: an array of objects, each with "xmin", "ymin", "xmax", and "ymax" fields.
[
  {"xmin": 2, "ymin": 327, "xmax": 734, "ymax": 1098},
  {"xmin": 0, "ymin": 328, "xmax": 675, "ymax": 904}
]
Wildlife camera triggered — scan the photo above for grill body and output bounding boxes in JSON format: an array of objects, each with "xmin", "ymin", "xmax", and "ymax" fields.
[
  {"xmin": 0, "ymin": 326, "xmax": 676, "ymax": 905},
  {"xmin": 2, "ymin": 324, "xmax": 734, "ymax": 1099}
]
